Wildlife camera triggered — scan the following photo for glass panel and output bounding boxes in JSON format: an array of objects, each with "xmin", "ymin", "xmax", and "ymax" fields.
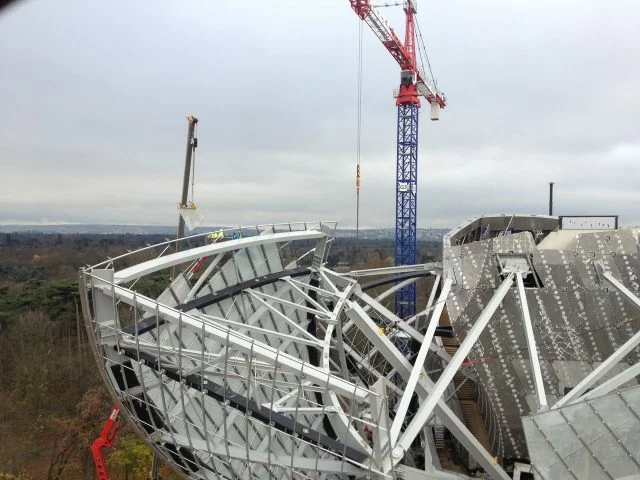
[
  {"xmin": 591, "ymin": 394, "xmax": 633, "ymax": 430},
  {"xmin": 522, "ymin": 416, "xmax": 568, "ymax": 480},
  {"xmin": 620, "ymin": 386, "xmax": 640, "ymax": 415},
  {"xmin": 234, "ymin": 249, "xmax": 254, "ymax": 280},
  {"xmin": 247, "ymin": 245, "xmax": 270, "ymax": 276},
  {"xmin": 563, "ymin": 402, "xmax": 607, "ymax": 445},
  {"xmin": 611, "ymin": 410, "xmax": 640, "ymax": 465},
  {"xmin": 563, "ymin": 443, "xmax": 609, "ymax": 480},
  {"xmin": 589, "ymin": 431, "xmax": 639, "ymax": 479},
  {"xmin": 535, "ymin": 409, "xmax": 582, "ymax": 458},
  {"xmin": 545, "ymin": 459, "xmax": 578, "ymax": 480}
]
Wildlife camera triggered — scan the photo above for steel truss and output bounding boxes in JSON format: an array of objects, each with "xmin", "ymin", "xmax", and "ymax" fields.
[
  {"xmin": 81, "ymin": 224, "xmax": 520, "ymax": 480},
  {"xmin": 395, "ymin": 103, "xmax": 420, "ymax": 319}
]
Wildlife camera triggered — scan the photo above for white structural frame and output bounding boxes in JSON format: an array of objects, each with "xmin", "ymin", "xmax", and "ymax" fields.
[
  {"xmin": 390, "ymin": 277, "xmax": 453, "ymax": 444},
  {"xmin": 515, "ymin": 272, "xmax": 548, "ymax": 411},
  {"xmin": 347, "ymin": 262, "xmax": 441, "ymax": 278},
  {"xmin": 394, "ymin": 274, "xmax": 514, "ymax": 458},
  {"xmin": 345, "ymin": 298, "xmax": 511, "ymax": 480},
  {"xmin": 114, "ymin": 230, "xmax": 325, "ymax": 283},
  {"xmin": 81, "ymin": 225, "xmax": 526, "ymax": 480}
]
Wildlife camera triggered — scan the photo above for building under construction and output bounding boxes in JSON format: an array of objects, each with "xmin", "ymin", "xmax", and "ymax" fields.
[
  {"xmin": 80, "ymin": 213, "xmax": 640, "ymax": 480},
  {"xmin": 79, "ymin": 0, "xmax": 640, "ymax": 477}
]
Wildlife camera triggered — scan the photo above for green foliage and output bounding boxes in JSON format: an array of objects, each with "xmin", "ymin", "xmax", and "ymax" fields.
[
  {"xmin": 0, "ymin": 264, "xmax": 45, "ymax": 283},
  {"xmin": 0, "ymin": 279, "xmax": 78, "ymax": 329},
  {"xmin": 42, "ymin": 279, "xmax": 79, "ymax": 319},
  {"xmin": 133, "ymin": 271, "xmax": 170, "ymax": 299},
  {"xmin": 109, "ymin": 437, "xmax": 153, "ymax": 479}
]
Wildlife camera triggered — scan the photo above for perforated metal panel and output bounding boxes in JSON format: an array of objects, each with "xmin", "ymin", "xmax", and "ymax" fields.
[{"xmin": 443, "ymin": 215, "xmax": 640, "ymax": 461}]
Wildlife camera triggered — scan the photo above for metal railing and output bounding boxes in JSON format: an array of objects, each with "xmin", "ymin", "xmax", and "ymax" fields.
[
  {"xmin": 472, "ymin": 378, "xmax": 503, "ymax": 462},
  {"xmin": 89, "ymin": 221, "xmax": 336, "ymax": 272}
]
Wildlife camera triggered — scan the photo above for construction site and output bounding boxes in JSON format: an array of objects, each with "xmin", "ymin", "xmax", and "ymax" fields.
[{"xmin": 1, "ymin": 1, "xmax": 639, "ymax": 479}]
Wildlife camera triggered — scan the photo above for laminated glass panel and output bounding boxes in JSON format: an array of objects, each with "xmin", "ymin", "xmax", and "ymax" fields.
[{"xmin": 535, "ymin": 410, "xmax": 582, "ymax": 458}]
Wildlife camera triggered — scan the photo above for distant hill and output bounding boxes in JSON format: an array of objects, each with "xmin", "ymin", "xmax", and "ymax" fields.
[{"xmin": 0, "ymin": 224, "xmax": 450, "ymax": 240}]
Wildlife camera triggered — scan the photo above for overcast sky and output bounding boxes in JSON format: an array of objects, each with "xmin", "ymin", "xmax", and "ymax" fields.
[{"xmin": 1, "ymin": 0, "xmax": 638, "ymax": 229}]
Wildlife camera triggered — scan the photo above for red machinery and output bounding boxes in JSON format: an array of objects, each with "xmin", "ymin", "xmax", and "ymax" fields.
[{"xmin": 91, "ymin": 405, "xmax": 119, "ymax": 480}]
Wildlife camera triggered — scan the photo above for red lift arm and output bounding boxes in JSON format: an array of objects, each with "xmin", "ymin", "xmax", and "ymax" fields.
[{"xmin": 91, "ymin": 405, "xmax": 120, "ymax": 480}]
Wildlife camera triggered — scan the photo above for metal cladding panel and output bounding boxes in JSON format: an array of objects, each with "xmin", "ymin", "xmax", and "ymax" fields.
[
  {"xmin": 443, "ymin": 215, "xmax": 640, "ymax": 461},
  {"xmin": 523, "ymin": 385, "xmax": 640, "ymax": 480},
  {"xmin": 156, "ymin": 273, "xmax": 191, "ymax": 307}
]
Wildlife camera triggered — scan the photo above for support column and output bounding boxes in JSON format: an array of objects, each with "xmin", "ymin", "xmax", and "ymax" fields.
[
  {"xmin": 515, "ymin": 272, "xmax": 548, "ymax": 411},
  {"xmin": 395, "ymin": 273, "xmax": 514, "ymax": 454},
  {"xmin": 344, "ymin": 301, "xmax": 511, "ymax": 480},
  {"xmin": 390, "ymin": 277, "xmax": 453, "ymax": 443}
]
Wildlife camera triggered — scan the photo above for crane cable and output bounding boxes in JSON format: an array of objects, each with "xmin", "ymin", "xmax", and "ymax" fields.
[
  {"xmin": 190, "ymin": 123, "xmax": 197, "ymax": 205},
  {"xmin": 415, "ymin": 19, "xmax": 437, "ymax": 90},
  {"xmin": 356, "ymin": 19, "xmax": 363, "ymax": 255}
]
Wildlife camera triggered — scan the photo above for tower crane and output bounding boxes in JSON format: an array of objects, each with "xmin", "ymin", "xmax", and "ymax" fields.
[{"xmin": 349, "ymin": 0, "xmax": 445, "ymax": 319}]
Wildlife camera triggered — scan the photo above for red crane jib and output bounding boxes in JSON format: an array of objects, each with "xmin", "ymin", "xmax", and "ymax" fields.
[
  {"xmin": 348, "ymin": 0, "xmax": 446, "ymax": 108},
  {"xmin": 349, "ymin": 0, "xmax": 371, "ymax": 19},
  {"xmin": 351, "ymin": 0, "xmax": 415, "ymax": 71}
]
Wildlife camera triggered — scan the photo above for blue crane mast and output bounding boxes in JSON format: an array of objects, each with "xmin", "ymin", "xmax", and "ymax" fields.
[{"xmin": 349, "ymin": 0, "xmax": 446, "ymax": 318}]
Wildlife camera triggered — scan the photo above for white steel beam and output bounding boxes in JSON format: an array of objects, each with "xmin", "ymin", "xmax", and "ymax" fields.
[
  {"xmin": 95, "ymin": 281, "xmax": 371, "ymax": 400},
  {"xmin": 358, "ymin": 292, "xmax": 425, "ymax": 341},
  {"xmin": 113, "ymin": 230, "xmax": 324, "ymax": 283},
  {"xmin": 358, "ymin": 289, "xmax": 456, "ymax": 367},
  {"xmin": 183, "ymin": 253, "xmax": 225, "ymax": 302},
  {"xmin": 284, "ymin": 276, "xmax": 338, "ymax": 298},
  {"xmin": 281, "ymin": 277, "xmax": 329, "ymax": 312},
  {"xmin": 319, "ymin": 269, "xmax": 340, "ymax": 293},
  {"xmin": 345, "ymin": 301, "xmax": 511, "ymax": 480},
  {"xmin": 515, "ymin": 272, "xmax": 548, "ymax": 411},
  {"xmin": 559, "ymin": 348, "xmax": 635, "ymax": 406},
  {"xmin": 197, "ymin": 312, "xmax": 320, "ymax": 348},
  {"xmin": 261, "ymin": 381, "xmax": 312, "ymax": 409},
  {"xmin": 407, "ymin": 274, "xmax": 441, "ymax": 327},
  {"xmin": 318, "ymin": 280, "xmax": 373, "ymax": 458},
  {"xmin": 600, "ymin": 267, "xmax": 640, "ymax": 310},
  {"xmin": 389, "ymin": 277, "xmax": 453, "ymax": 444},
  {"xmin": 342, "ymin": 278, "xmax": 416, "ymax": 333},
  {"xmin": 368, "ymin": 278, "xmax": 417, "ymax": 305},
  {"xmin": 245, "ymin": 290, "xmax": 321, "ymax": 344},
  {"xmin": 347, "ymin": 263, "xmax": 440, "ymax": 278},
  {"xmin": 579, "ymin": 361, "xmax": 640, "ymax": 402},
  {"xmin": 320, "ymin": 266, "xmax": 356, "ymax": 290},
  {"xmin": 395, "ymin": 273, "xmax": 514, "ymax": 459},
  {"xmin": 246, "ymin": 288, "xmax": 329, "ymax": 317},
  {"xmin": 370, "ymin": 379, "xmax": 392, "ymax": 468},
  {"xmin": 397, "ymin": 464, "xmax": 469, "ymax": 480}
]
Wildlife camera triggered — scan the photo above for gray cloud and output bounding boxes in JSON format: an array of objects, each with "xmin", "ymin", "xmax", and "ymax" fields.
[{"xmin": 1, "ymin": 0, "xmax": 639, "ymax": 230}]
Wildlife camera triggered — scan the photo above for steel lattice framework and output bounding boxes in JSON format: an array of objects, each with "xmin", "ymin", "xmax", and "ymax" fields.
[
  {"xmin": 80, "ymin": 223, "xmax": 518, "ymax": 480},
  {"xmin": 395, "ymin": 103, "xmax": 419, "ymax": 319},
  {"xmin": 80, "ymin": 218, "xmax": 640, "ymax": 480}
]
